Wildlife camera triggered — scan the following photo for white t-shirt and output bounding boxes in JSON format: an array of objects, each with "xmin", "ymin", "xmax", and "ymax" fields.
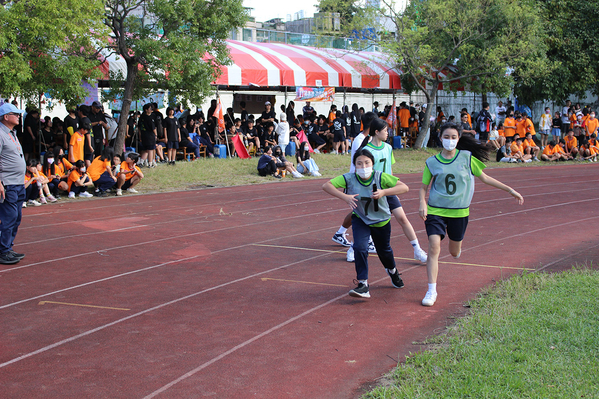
[
  {"xmin": 495, "ymin": 106, "xmax": 506, "ymax": 121},
  {"xmin": 562, "ymin": 106, "xmax": 571, "ymax": 124},
  {"xmin": 274, "ymin": 121, "xmax": 289, "ymax": 145},
  {"xmin": 349, "ymin": 133, "xmax": 367, "ymax": 173}
]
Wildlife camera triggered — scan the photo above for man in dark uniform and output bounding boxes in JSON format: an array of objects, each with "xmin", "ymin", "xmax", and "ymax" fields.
[{"xmin": 88, "ymin": 101, "xmax": 107, "ymax": 157}]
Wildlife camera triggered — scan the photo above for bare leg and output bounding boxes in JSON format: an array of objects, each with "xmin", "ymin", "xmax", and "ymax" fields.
[
  {"xmin": 448, "ymin": 239, "xmax": 462, "ymax": 258},
  {"xmin": 426, "ymin": 234, "xmax": 442, "ymax": 284}
]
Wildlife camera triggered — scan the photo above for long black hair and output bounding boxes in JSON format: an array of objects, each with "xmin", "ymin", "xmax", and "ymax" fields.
[
  {"xmin": 298, "ymin": 141, "xmax": 310, "ymax": 161},
  {"xmin": 100, "ymin": 146, "xmax": 115, "ymax": 162},
  {"xmin": 353, "ymin": 148, "xmax": 375, "ymax": 166},
  {"xmin": 357, "ymin": 116, "xmax": 388, "ymax": 153},
  {"xmin": 440, "ymin": 122, "xmax": 490, "ymax": 162}
]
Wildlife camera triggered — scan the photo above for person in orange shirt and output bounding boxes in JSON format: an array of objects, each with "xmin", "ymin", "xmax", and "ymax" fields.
[
  {"xmin": 327, "ymin": 104, "xmax": 337, "ymax": 128},
  {"xmin": 398, "ymin": 102, "xmax": 411, "ymax": 135},
  {"xmin": 564, "ymin": 130, "xmax": 579, "ymax": 158},
  {"xmin": 116, "ymin": 152, "xmax": 144, "ymax": 196},
  {"xmin": 514, "ymin": 112, "xmax": 526, "ymax": 138},
  {"xmin": 522, "ymin": 132, "xmax": 540, "ymax": 160},
  {"xmin": 579, "ymin": 142, "xmax": 598, "ymax": 161},
  {"xmin": 557, "ymin": 138, "xmax": 574, "ymax": 160},
  {"xmin": 503, "ymin": 112, "xmax": 517, "ymax": 141},
  {"xmin": 541, "ymin": 140, "xmax": 566, "ymax": 161},
  {"xmin": 588, "ymin": 133, "xmax": 599, "ymax": 150},
  {"xmin": 31, "ymin": 159, "xmax": 57, "ymax": 204},
  {"xmin": 510, "ymin": 135, "xmax": 532, "ymax": 162},
  {"xmin": 68, "ymin": 119, "xmax": 91, "ymax": 163},
  {"xmin": 67, "ymin": 160, "xmax": 94, "ymax": 198},
  {"xmin": 461, "ymin": 108, "xmax": 472, "ymax": 128},
  {"xmin": 87, "ymin": 147, "xmax": 117, "ymax": 196},
  {"xmin": 522, "ymin": 112, "xmax": 536, "ymax": 136},
  {"xmin": 585, "ymin": 111, "xmax": 599, "ymax": 138}
]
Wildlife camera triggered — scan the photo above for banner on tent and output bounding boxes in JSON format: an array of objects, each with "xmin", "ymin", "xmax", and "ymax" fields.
[
  {"xmin": 294, "ymin": 87, "xmax": 335, "ymax": 102},
  {"xmin": 104, "ymin": 91, "xmax": 166, "ymax": 111}
]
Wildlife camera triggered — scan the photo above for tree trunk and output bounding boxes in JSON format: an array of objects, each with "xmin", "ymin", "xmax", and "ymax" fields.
[
  {"xmin": 114, "ymin": 61, "xmax": 138, "ymax": 156},
  {"xmin": 414, "ymin": 84, "xmax": 438, "ymax": 148}
]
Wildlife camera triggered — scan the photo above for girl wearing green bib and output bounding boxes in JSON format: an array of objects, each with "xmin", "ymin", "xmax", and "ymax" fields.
[
  {"xmin": 323, "ymin": 149, "xmax": 409, "ymax": 298},
  {"xmin": 418, "ymin": 123, "xmax": 524, "ymax": 307}
]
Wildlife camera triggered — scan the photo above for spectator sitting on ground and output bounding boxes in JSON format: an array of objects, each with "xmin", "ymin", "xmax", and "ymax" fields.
[
  {"xmin": 88, "ymin": 147, "xmax": 117, "ymax": 196},
  {"xmin": 261, "ymin": 123, "xmax": 277, "ymax": 148},
  {"xmin": 31, "ymin": 159, "xmax": 57, "ymax": 204},
  {"xmin": 242, "ymin": 117, "xmax": 260, "ymax": 154},
  {"xmin": 488, "ymin": 122, "xmax": 501, "ymax": 150},
  {"xmin": 41, "ymin": 150, "xmax": 62, "ymax": 198},
  {"xmin": 317, "ymin": 115, "xmax": 334, "ymax": 149},
  {"xmin": 510, "ymin": 135, "xmax": 532, "ymax": 162},
  {"xmin": 288, "ymin": 118, "xmax": 302, "ymax": 150},
  {"xmin": 296, "ymin": 141, "xmax": 322, "ymax": 176},
  {"xmin": 522, "ymin": 132, "xmax": 540, "ymax": 160},
  {"xmin": 272, "ymin": 145, "xmax": 303, "ymax": 178},
  {"xmin": 24, "ymin": 160, "xmax": 43, "ymax": 207},
  {"xmin": 112, "ymin": 153, "xmax": 122, "ymax": 175},
  {"xmin": 564, "ymin": 130, "xmax": 579, "ymax": 158},
  {"xmin": 557, "ymin": 138, "xmax": 574, "ymax": 160},
  {"xmin": 257, "ymin": 145, "xmax": 281, "ymax": 178},
  {"xmin": 496, "ymin": 142, "xmax": 518, "ymax": 163},
  {"xmin": 116, "ymin": 152, "xmax": 144, "ymax": 196},
  {"xmin": 68, "ymin": 160, "xmax": 94, "ymax": 198},
  {"xmin": 541, "ymin": 141, "xmax": 565, "ymax": 161},
  {"xmin": 579, "ymin": 142, "xmax": 598, "ymax": 162},
  {"xmin": 306, "ymin": 116, "xmax": 326, "ymax": 153},
  {"xmin": 45, "ymin": 146, "xmax": 73, "ymax": 196}
]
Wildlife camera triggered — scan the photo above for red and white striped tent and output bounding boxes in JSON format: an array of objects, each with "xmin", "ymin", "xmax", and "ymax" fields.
[{"xmin": 100, "ymin": 40, "xmax": 402, "ymax": 91}]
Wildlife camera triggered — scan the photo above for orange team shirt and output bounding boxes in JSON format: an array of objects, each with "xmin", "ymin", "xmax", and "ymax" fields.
[
  {"xmin": 54, "ymin": 159, "xmax": 73, "ymax": 178},
  {"xmin": 586, "ymin": 118, "xmax": 599, "ymax": 136},
  {"xmin": 524, "ymin": 119, "xmax": 536, "ymax": 135},
  {"xmin": 69, "ymin": 132, "xmax": 85, "ymax": 162},
  {"xmin": 510, "ymin": 141, "xmax": 523, "ymax": 155},
  {"xmin": 120, "ymin": 161, "xmax": 141, "ymax": 181},
  {"xmin": 327, "ymin": 112, "xmax": 336, "ymax": 127},
  {"xmin": 67, "ymin": 169, "xmax": 90, "ymax": 191},
  {"xmin": 523, "ymin": 138, "xmax": 536, "ymax": 150},
  {"xmin": 399, "ymin": 108, "xmax": 411, "ymax": 128},
  {"xmin": 503, "ymin": 118, "xmax": 516, "ymax": 137},
  {"xmin": 582, "ymin": 114, "xmax": 590, "ymax": 127},
  {"xmin": 498, "ymin": 128, "xmax": 505, "ymax": 137},
  {"xmin": 515, "ymin": 119, "xmax": 526, "ymax": 137},
  {"xmin": 570, "ymin": 113, "xmax": 577, "ymax": 125},
  {"xmin": 555, "ymin": 144, "xmax": 566, "ymax": 154},
  {"xmin": 24, "ymin": 174, "xmax": 33, "ymax": 184},
  {"xmin": 564, "ymin": 135, "xmax": 577, "ymax": 151},
  {"xmin": 87, "ymin": 156, "xmax": 111, "ymax": 181},
  {"xmin": 542, "ymin": 145, "xmax": 556, "ymax": 156},
  {"xmin": 409, "ymin": 118, "xmax": 418, "ymax": 128},
  {"xmin": 590, "ymin": 146, "xmax": 599, "ymax": 156}
]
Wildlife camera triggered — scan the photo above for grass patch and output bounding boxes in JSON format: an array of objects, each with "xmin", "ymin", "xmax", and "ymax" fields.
[
  {"xmin": 138, "ymin": 147, "xmax": 573, "ymax": 193},
  {"xmin": 364, "ymin": 268, "xmax": 599, "ymax": 398}
]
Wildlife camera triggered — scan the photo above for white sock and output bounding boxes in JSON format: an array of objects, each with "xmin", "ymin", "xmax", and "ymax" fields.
[
  {"xmin": 336, "ymin": 226, "xmax": 348, "ymax": 235},
  {"xmin": 410, "ymin": 239, "xmax": 419, "ymax": 249},
  {"xmin": 388, "ymin": 268, "xmax": 397, "ymax": 275},
  {"xmin": 359, "ymin": 280, "xmax": 368, "ymax": 286},
  {"xmin": 428, "ymin": 283, "xmax": 437, "ymax": 294}
]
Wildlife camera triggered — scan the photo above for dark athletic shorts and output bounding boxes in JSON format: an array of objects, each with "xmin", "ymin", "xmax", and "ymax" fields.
[
  {"xmin": 167, "ymin": 141, "xmax": 179, "ymax": 149},
  {"xmin": 425, "ymin": 214, "xmax": 469, "ymax": 241},
  {"xmin": 121, "ymin": 179, "xmax": 133, "ymax": 190},
  {"xmin": 387, "ymin": 195, "xmax": 402, "ymax": 211},
  {"xmin": 141, "ymin": 143, "xmax": 156, "ymax": 151},
  {"xmin": 333, "ymin": 130, "xmax": 345, "ymax": 143},
  {"xmin": 156, "ymin": 142, "xmax": 166, "ymax": 148}
]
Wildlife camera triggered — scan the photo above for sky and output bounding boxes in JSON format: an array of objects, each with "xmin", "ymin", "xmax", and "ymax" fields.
[{"xmin": 243, "ymin": 0, "xmax": 319, "ymax": 23}]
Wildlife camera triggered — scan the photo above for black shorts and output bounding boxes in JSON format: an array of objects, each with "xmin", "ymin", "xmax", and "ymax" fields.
[
  {"xmin": 121, "ymin": 179, "xmax": 133, "ymax": 190},
  {"xmin": 167, "ymin": 141, "xmax": 179, "ymax": 149},
  {"xmin": 333, "ymin": 130, "xmax": 345, "ymax": 143},
  {"xmin": 156, "ymin": 142, "xmax": 166, "ymax": 148},
  {"xmin": 425, "ymin": 214, "xmax": 468, "ymax": 241},
  {"xmin": 141, "ymin": 143, "xmax": 156, "ymax": 151},
  {"xmin": 84, "ymin": 152, "xmax": 94, "ymax": 162},
  {"xmin": 386, "ymin": 195, "xmax": 402, "ymax": 211}
]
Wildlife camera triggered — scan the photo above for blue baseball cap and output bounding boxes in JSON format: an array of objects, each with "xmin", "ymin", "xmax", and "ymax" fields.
[{"xmin": 0, "ymin": 103, "xmax": 25, "ymax": 117}]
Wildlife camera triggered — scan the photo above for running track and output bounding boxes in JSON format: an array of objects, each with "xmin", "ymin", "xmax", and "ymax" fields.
[{"xmin": 1, "ymin": 164, "xmax": 598, "ymax": 398}]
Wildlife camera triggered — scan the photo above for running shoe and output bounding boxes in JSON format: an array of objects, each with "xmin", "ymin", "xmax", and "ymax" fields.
[
  {"xmin": 47, "ymin": 195, "xmax": 58, "ymax": 202},
  {"xmin": 28, "ymin": 200, "xmax": 42, "ymax": 206},
  {"xmin": 346, "ymin": 245, "xmax": 354, "ymax": 262},
  {"xmin": 79, "ymin": 192, "xmax": 93, "ymax": 198},
  {"xmin": 349, "ymin": 282, "xmax": 370, "ymax": 298},
  {"xmin": 127, "ymin": 188, "xmax": 139, "ymax": 194},
  {"xmin": 422, "ymin": 291, "xmax": 437, "ymax": 307},
  {"xmin": 386, "ymin": 269, "xmax": 404, "ymax": 288},
  {"xmin": 368, "ymin": 237, "xmax": 376, "ymax": 253},
  {"xmin": 116, "ymin": 189, "xmax": 122, "ymax": 196},
  {"xmin": 332, "ymin": 232, "xmax": 352, "ymax": 247},
  {"xmin": 68, "ymin": 192, "xmax": 76, "ymax": 199},
  {"xmin": 414, "ymin": 247, "xmax": 428, "ymax": 263},
  {"xmin": 39, "ymin": 196, "xmax": 47, "ymax": 204}
]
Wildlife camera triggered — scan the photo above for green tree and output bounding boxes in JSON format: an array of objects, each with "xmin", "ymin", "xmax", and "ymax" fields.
[
  {"xmin": 317, "ymin": 0, "xmax": 359, "ymax": 34},
  {"xmin": 104, "ymin": 0, "xmax": 247, "ymax": 153},
  {"xmin": 513, "ymin": 0, "xmax": 599, "ymax": 104},
  {"xmin": 0, "ymin": 0, "xmax": 107, "ymax": 107},
  {"xmin": 357, "ymin": 0, "xmax": 548, "ymax": 147}
]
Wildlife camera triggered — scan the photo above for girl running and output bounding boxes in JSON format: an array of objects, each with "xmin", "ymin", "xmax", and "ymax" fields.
[
  {"xmin": 418, "ymin": 123, "xmax": 524, "ymax": 307},
  {"xmin": 323, "ymin": 148, "xmax": 409, "ymax": 298},
  {"xmin": 353, "ymin": 117, "xmax": 428, "ymax": 263}
]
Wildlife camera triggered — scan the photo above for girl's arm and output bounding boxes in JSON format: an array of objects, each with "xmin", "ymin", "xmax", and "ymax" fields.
[
  {"xmin": 477, "ymin": 172, "xmax": 524, "ymax": 205},
  {"xmin": 418, "ymin": 184, "xmax": 429, "ymax": 220},
  {"xmin": 371, "ymin": 180, "xmax": 409, "ymax": 199},
  {"xmin": 322, "ymin": 181, "xmax": 358, "ymax": 210}
]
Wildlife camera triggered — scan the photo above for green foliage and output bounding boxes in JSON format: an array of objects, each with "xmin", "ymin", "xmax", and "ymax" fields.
[
  {"xmin": 365, "ymin": 268, "xmax": 599, "ymax": 398},
  {"xmin": 317, "ymin": 0, "xmax": 360, "ymax": 35},
  {"xmin": 513, "ymin": 0, "xmax": 599, "ymax": 104},
  {"xmin": 0, "ymin": 0, "xmax": 107, "ymax": 107}
]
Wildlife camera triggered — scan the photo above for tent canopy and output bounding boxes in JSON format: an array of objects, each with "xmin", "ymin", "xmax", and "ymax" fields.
[{"xmin": 100, "ymin": 40, "xmax": 402, "ymax": 91}]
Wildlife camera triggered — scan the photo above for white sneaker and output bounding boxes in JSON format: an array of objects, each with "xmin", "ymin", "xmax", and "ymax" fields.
[
  {"xmin": 116, "ymin": 189, "xmax": 122, "ymax": 196},
  {"xmin": 346, "ymin": 246, "xmax": 355, "ymax": 262},
  {"xmin": 79, "ymin": 192, "xmax": 93, "ymax": 198},
  {"xmin": 332, "ymin": 232, "xmax": 352, "ymax": 247},
  {"xmin": 28, "ymin": 200, "xmax": 42, "ymax": 207},
  {"xmin": 414, "ymin": 247, "xmax": 427, "ymax": 263},
  {"xmin": 367, "ymin": 237, "xmax": 376, "ymax": 253},
  {"xmin": 292, "ymin": 171, "xmax": 303, "ymax": 178},
  {"xmin": 68, "ymin": 192, "xmax": 75, "ymax": 199},
  {"xmin": 312, "ymin": 171, "xmax": 322, "ymax": 177},
  {"xmin": 330, "ymin": 150, "xmax": 338, "ymax": 155},
  {"xmin": 127, "ymin": 188, "xmax": 138, "ymax": 194},
  {"xmin": 422, "ymin": 291, "xmax": 437, "ymax": 307},
  {"xmin": 22, "ymin": 202, "xmax": 27, "ymax": 208},
  {"xmin": 313, "ymin": 149, "xmax": 321, "ymax": 153}
]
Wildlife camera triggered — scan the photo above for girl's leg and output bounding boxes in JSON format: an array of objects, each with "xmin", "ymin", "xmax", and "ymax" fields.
[
  {"xmin": 426, "ymin": 234, "xmax": 442, "ymax": 284},
  {"xmin": 369, "ymin": 222, "xmax": 397, "ymax": 272},
  {"xmin": 351, "ymin": 215, "xmax": 371, "ymax": 282},
  {"xmin": 448, "ymin": 239, "xmax": 463, "ymax": 258},
  {"xmin": 391, "ymin": 205, "xmax": 426, "ymax": 261}
]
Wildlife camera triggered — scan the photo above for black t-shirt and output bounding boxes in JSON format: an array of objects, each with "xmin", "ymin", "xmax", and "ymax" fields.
[
  {"xmin": 552, "ymin": 118, "xmax": 562, "ymax": 128},
  {"xmin": 88, "ymin": 110, "xmax": 106, "ymax": 141},
  {"xmin": 240, "ymin": 110, "xmax": 248, "ymax": 125},
  {"xmin": 332, "ymin": 118, "xmax": 345, "ymax": 134},
  {"xmin": 242, "ymin": 126, "xmax": 258, "ymax": 137},
  {"xmin": 319, "ymin": 124, "xmax": 329, "ymax": 134},
  {"xmin": 152, "ymin": 111, "xmax": 164, "ymax": 137},
  {"xmin": 164, "ymin": 116, "xmax": 179, "ymax": 141},
  {"xmin": 139, "ymin": 113, "xmax": 156, "ymax": 145},
  {"xmin": 23, "ymin": 114, "xmax": 39, "ymax": 142},
  {"xmin": 127, "ymin": 116, "xmax": 136, "ymax": 133},
  {"xmin": 261, "ymin": 110, "xmax": 276, "ymax": 122},
  {"xmin": 180, "ymin": 127, "xmax": 190, "ymax": 144},
  {"xmin": 350, "ymin": 111, "xmax": 361, "ymax": 137},
  {"xmin": 64, "ymin": 114, "xmax": 79, "ymax": 136},
  {"xmin": 198, "ymin": 124, "xmax": 210, "ymax": 141},
  {"xmin": 41, "ymin": 128, "xmax": 54, "ymax": 147}
]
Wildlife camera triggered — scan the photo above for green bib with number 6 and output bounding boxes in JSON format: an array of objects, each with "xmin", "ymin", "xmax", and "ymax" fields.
[{"xmin": 426, "ymin": 150, "xmax": 475, "ymax": 210}]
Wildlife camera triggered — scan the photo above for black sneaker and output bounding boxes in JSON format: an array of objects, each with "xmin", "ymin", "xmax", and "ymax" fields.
[
  {"xmin": 387, "ymin": 269, "xmax": 404, "ymax": 288},
  {"xmin": 272, "ymin": 174, "xmax": 282, "ymax": 179},
  {"xmin": 349, "ymin": 282, "xmax": 370, "ymax": 298},
  {"xmin": 0, "ymin": 252, "xmax": 20, "ymax": 265},
  {"xmin": 9, "ymin": 250, "xmax": 25, "ymax": 260}
]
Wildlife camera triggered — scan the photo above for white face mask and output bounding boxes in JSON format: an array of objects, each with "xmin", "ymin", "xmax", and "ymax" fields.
[
  {"xmin": 47, "ymin": 158, "xmax": 54, "ymax": 164},
  {"xmin": 80, "ymin": 167, "xmax": 86, "ymax": 173},
  {"xmin": 356, "ymin": 167, "xmax": 373, "ymax": 179},
  {"xmin": 442, "ymin": 138, "xmax": 458, "ymax": 151}
]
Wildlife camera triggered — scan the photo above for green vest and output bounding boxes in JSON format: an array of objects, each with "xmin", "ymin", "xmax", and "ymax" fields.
[
  {"xmin": 343, "ymin": 171, "xmax": 391, "ymax": 225},
  {"xmin": 426, "ymin": 150, "xmax": 475, "ymax": 210}
]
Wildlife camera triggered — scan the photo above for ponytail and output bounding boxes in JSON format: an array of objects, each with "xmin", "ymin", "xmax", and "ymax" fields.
[
  {"xmin": 357, "ymin": 117, "xmax": 387, "ymax": 152},
  {"xmin": 456, "ymin": 133, "xmax": 490, "ymax": 162}
]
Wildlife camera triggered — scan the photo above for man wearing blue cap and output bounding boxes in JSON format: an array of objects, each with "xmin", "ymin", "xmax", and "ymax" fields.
[{"xmin": 0, "ymin": 102, "xmax": 27, "ymax": 264}]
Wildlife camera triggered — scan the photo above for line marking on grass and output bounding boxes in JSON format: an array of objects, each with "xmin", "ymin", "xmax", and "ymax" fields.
[
  {"xmin": 261, "ymin": 277, "xmax": 347, "ymax": 288},
  {"xmin": 38, "ymin": 301, "xmax": 130, "ymax": 311}
]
